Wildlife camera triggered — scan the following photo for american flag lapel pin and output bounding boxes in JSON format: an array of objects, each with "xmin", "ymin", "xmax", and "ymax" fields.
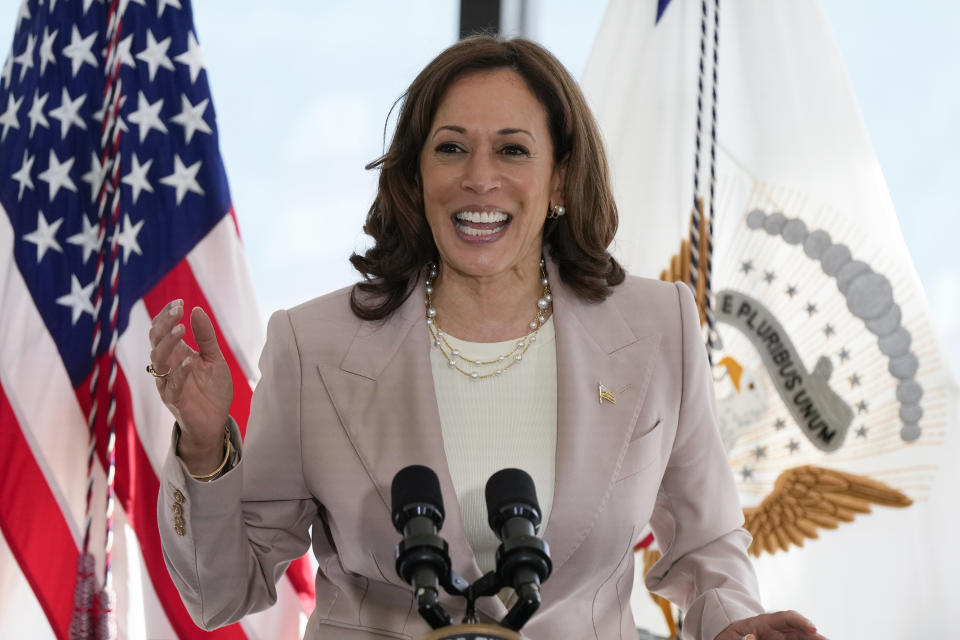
[{"xmin": 598, "ymin": 382, "xmax": 616, "ymax": 405}]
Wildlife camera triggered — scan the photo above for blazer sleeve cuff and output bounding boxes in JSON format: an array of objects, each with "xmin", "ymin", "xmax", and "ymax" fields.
[
  {"xmin": 685, "ymin": 588, "xmax": 765, "ymax": 640},
  {"xmin": 158, "ymin": 418, "xmax": 243, "ymax": 556}
]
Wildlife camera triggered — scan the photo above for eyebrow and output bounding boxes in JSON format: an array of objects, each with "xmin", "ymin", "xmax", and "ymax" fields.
[{"xmin": 432, "ymin": 125, "xmax": 536, "ymax": 141}]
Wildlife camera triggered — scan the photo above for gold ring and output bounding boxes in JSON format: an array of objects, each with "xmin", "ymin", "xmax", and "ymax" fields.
[{"xmin": 146, "ymin": 363, "xmax": 170, "ymax": 378}]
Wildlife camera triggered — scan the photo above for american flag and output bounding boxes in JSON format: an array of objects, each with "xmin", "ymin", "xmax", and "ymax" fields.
[{"xmin": 0, "ymin": 0, "xmax": 313, "ymax": 637}]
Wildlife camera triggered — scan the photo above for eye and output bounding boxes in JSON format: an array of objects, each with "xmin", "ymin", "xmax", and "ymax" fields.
[
  {"xmin": 434, "ymin": 142, "xmax": 464, "ymax": 154},
  {"xmin": 499, "ymin": 144, "xmax": 530, "ymax": 156}
]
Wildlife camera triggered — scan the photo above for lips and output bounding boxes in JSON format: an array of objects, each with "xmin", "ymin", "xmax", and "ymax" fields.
[{"xmin": 453, "ymin": 210, "xmax": 510, "ymax": 237}]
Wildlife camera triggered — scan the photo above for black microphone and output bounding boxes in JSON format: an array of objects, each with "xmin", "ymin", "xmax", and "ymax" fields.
[
  {"xmin": 391, "ymin": 465, "xmax": 454, "ymax": 629},
  {"xmin": 485, "ymin": 468, "xmax": 553, "ymax": 631}
]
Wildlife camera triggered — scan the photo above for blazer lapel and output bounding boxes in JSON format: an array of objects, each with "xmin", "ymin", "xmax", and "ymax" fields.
[
  {"xmin": 543, "ymin": 260, "xmax": 662, "ymax": 573},
  {"xmin": 317, "ymin": 284, "xmax": 506, "ymax": 619}
]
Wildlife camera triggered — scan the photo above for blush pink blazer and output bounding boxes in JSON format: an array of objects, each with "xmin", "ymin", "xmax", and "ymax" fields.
[{"xmin": 159, "ymin": 258, "xmax": 763, "ymax": 640}]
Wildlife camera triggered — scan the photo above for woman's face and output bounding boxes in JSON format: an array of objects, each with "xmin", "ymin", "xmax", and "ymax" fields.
[{"xmin": 419, "ymin": 68, "xmax": 564, "ymax": 282}]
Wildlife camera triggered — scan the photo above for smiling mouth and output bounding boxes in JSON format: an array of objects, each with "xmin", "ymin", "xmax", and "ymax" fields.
[{"xmin": 453, "ymin": 210, "xmax": 510, "ymax": 237}]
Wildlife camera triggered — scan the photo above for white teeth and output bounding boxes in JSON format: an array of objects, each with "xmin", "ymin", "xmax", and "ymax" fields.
[
  {"xmin": 456, "ymin": 223, "xmax": 506, "ymax": 236},
  {"xmin": 456, "ymin": 211, "xmax": 509, "ymax": 223}
]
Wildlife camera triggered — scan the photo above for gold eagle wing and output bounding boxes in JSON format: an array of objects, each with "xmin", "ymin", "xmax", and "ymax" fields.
[{"xmin": 743, "ymin": 464, "xmax": 913, "ymax": 557}]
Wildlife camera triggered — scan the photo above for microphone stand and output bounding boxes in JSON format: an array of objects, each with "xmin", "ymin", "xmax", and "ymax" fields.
[{"xmin": 456, "ymin": 568, "xmax": 543, "ymax": 631}]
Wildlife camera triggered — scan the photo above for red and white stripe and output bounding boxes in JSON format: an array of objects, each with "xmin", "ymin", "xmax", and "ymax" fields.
[{"xmin": 0, "ymin": 204, "xmax": 315, "ymax": 638}]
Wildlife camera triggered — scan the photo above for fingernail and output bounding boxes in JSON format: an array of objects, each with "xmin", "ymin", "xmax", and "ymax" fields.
[
  {"xmin": 169, "ymin": 300, "xmax": 183, "ymax": 316},
  {"xmin": 181, "ymin": 356, "xmax": 191, "ymax": 368},
  {"xmin": 171, "ymin": 324, "xmax": 185, "ymax": 337}
]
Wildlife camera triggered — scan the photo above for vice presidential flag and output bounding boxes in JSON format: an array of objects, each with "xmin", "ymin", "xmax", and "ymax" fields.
[
  {"xmin": 582, "ymin": 1, "xmax": 959, "ymax": 638},
  {"xmin": 0, "ymin": 0, "xmax": 313, "ymax": 637}
]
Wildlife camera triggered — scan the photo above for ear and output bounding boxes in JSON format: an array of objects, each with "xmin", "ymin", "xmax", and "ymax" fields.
[{"xmin": 550, "ymin": 161, "xmax": 567, "ymax": 206}]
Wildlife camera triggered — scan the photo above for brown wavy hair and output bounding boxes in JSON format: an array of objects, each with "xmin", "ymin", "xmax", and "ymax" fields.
[{"xmin": 349, "ymin": 35, "xmax": 624, "ymax": 320}]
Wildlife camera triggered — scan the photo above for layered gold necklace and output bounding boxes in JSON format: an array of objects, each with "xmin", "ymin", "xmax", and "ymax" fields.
[{"xmin": 424, "ymin": 259, "xmax": 552, "ymax": 380}]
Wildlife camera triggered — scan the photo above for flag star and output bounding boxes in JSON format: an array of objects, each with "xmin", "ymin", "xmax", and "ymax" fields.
[
  {"xmin": 787, "ymin": 439, "xmax": 800, "ymax": 453},
  {"xmin": 157, "ymin": 0, "xmax": 182, "ymax": 17},
  {"xmin": 763, "ymin": 270, "xmax": 776, "ymax": 284},
  {"xmin": 127, "ymin": 91, "xmax": 166, "ymax": 142},
  {"xmin": 80, "ymin": 151, "xmax": 107, "ymax": 202},
  {"xmin": 174, "ymin": 32, "xmax": 205, "ymax": 83},
  {"xmin": 62, "ymin": 26, "xmax": 98, "ymax": 77},
  {"xmin": 49, "ymin": 87, "xmax": 87, "ymax": 139},
  {"xmin": 805, "ymin": 301, "xmax": 818, "ymax": 317},
  {"xmin": 38, "ymin": 149, "xmax": 77, "ymax": 200},
  {"xmin": 13, "ymin": 33, "xmax": 36, "ymax": 82},
  {"xmin": 114, "ymin": 213, "xmax": 144, "ymax": 263},
  {"xmin": 856, "ymin": 400, "xmax": 869, "ymax": 414},
  {"xmin": 785, "ymin": 284, "xmax": 798, "ymax": 298},
  {"xmin": 160, "ymin": 155, "xmax": 204, "ymax": 204},
  {"xmin": 0, "ymin": 92, "xmax": 23, "ymax": 142},
  {"xmin": 113, "ymin": 34, "xmax": 135, "ymax": 68},
  {"xmin": 121, "ymin": 153, "xmax": 154, "ymax": 203},
  {"xmin": 171, "ymin": 94, "xmax": 211, "ymax": 143},
  {"xmin": 753, "ymin": 445, "xmax": 767, "ymax": 460},
  {"xmin": 91, "ymin": 93, "xmax": 128, "ymax": 134},
  {"xmin": 773, "ymin": 417, "xmax": 786, "ymax": 431},
  {"xmin": 67, "ymin": 215, "xmax": 102, "ymax": 263},
  {"xmin": 82, "ymin": 0, "xmax": 103, "ymax": 15},
  {"xmin": 838, "ymin": 347, "xmax": 851, "ymax": 362},
  {"xmin": 1, "ymin": 54, "xmax": 12, "ymax": 89},
  {"xmin": 39, "ymin": 27, "xmax": 58, "ymax": 75},
  {"xmin": 855, "ymin": 425, "xmax": 869, "ymax": 439},
  {"xmin": 848, "ymin": 373, "xmax": 861, "ymax": 388},
  {"xmin": 27, "ymin": 90, "xmax": 50, "ymax": 136},
  {"xmin": 16, "ymin": 0, "xmax": 30, "ymax": 30},
  {"xmin": 740, "ymin": 260, "xmax": 754, "ymax": 275},
  {"xmin": 11, "ymin": 150, "xmax": 35, "ymax": 200},
  {"xmin": 22, "ymin": 210, "xmax": 64, "ymax": 262},
  {"xmin": 740, "ymin": 466, "xmax": 754, "ymax": 481},
  {"xmin": 136, "ymin": 30, "xmax": 174, "ymax": 81},
  {"xmin": 822, "ymin": 323, "xmax": 835, "ymax": 338},
  {"xmin": 56, "ymin": 274, "xmax": 96, "ymax": 325}
]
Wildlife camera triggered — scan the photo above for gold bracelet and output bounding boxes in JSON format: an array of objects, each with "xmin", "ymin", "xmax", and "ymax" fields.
[{"xmin": 189, "ymin": 431, "xmax": 232, "ymax": 481}]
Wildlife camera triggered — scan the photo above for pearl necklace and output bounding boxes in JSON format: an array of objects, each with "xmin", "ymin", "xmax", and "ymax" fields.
[{"xmin": 424, "ymin": 259, "xmax": 553, "ymax": 380}]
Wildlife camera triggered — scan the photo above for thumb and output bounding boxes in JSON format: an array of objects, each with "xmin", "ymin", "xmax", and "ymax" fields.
[{"xmin": 190, "ymin": 306, "xmax": 223, "ymax": 360}]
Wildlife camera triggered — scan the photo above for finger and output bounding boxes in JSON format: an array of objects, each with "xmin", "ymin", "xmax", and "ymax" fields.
[
  {"xmin": 156, "ymin": 342, "xmax": 199, "ymax": 400},
  {"xmin": 163, "ymin": 352, "xmax": 198, "ymax": 404},
  {"xmin": 755, "ymin": 628, "xmax": 786, "ymax": 640},
  {"xmin": 150, "ymin": 323, "xmax": 187, "ymax": 370},
  {"xmin": 152, "ymin": 337, "xmax": 199, "ymax": 383},
  {"xmin": 149, "ymin": 299, "xmax": 184, "ymax": 347},
  {"xmin": 770, "ymin": 610, "xmax": 817, "ymax": 632},
  {"xmin": 190, "ymin": 307, "xmax": 223, "ymax": 361},
  {"xmin": 780, "ymin": 630, "xmax": 827, "ymax": 640}
]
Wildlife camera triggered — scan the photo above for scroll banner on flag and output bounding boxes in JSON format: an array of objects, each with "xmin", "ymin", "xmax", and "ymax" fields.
[
  {"xmin": 582, "ymin": 1, "xmax": 959, "ymax": 638},
  {"xmin": 0, "ymin": 0, "xmax": 313, "ymax": 638}
]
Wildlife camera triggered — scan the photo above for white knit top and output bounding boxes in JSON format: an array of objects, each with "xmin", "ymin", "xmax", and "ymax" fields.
[{"xmin": 429, "ymin": 318, "xmax": 557, "ymax": 574}]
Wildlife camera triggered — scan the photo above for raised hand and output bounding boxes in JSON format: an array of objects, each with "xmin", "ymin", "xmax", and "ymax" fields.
[
  {"xmin": 148, "ymin": 299, "xmax": 234, "ymax": 475},
  {"xmin": 715, "ymin": 610, "xmax": 828, "ymax": 640}
]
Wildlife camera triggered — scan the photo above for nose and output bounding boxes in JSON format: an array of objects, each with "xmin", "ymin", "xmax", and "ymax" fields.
[{"xmin": 460, "ymin": 151, "xmax": 500, "ymax": 193}]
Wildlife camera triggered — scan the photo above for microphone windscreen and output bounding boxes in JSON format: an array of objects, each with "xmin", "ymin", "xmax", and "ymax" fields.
[
  {"xmin": 391, "ymin": 465, "xmax": 445, "ymax": 525},
  {"xmin": 485, "ymin": 468, "xmax": 540, "ymax": 529}
]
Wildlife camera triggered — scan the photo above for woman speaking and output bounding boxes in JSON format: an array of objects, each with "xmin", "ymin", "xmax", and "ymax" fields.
[{"xmin": 149, "ymin": 36, "xmax": 825, "ymax": 640}]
